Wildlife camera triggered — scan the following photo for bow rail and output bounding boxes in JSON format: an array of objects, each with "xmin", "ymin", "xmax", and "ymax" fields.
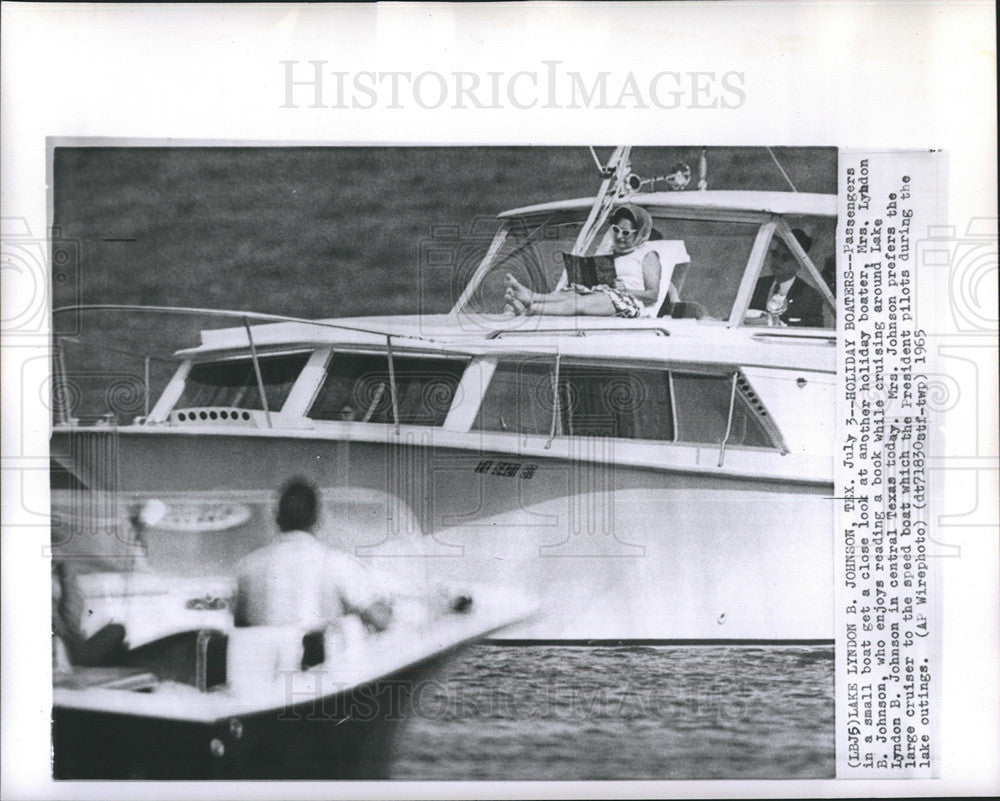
[{"xmin": 52, "ymin": 304, "xmax": 447, "ymax": 432}]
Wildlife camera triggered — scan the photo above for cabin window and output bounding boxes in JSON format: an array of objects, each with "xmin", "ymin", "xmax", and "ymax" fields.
[
  {"xmin": 309, "ymin": 353, "xmax": 468, "ymax": 426},
  {"xmin": 474, "ymin": 360, "xmax": 776, "ymax": 450},
  {"xmin": 672, "ymin": 372, "xmax": 772, "ymax": 447},
  {"xmin": 471, "ymin": 360, "xmax": 554, "ymax": 435},
  {"xmin": 473, "ymin": 361, "xmax": 673, "ymax": 441},
  {"xmin": 176, "ymin": 353, "xmax": 310, "ymax": 411},
  {"xmin": 558, "ymin": 366, "xmax": 673, "ymax": 440},
  {"xmin": 775, "ymin": 214, "xmax": 837, "ymax": 328}
]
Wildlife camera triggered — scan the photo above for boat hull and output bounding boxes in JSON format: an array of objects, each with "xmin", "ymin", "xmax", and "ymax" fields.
[
  {"xmin": 53, "ymin": 656, "xmax": 445, "ymax": 780},
  {"xmin": 51, "ymin": 428, "xmax": 835, "ymax": 641}
]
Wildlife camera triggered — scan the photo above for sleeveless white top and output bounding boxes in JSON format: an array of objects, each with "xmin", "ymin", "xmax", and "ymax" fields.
[{"xmin": 613, "ymin": 240, "xmax": 691, "ymax": 317}]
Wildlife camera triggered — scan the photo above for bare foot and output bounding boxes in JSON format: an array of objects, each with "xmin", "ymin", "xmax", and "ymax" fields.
[
  {"xmin": 502, "ymin": 286, "xmax": 528, "ymax": 316},
  {"xmin": 504, "ymin": 273, "xmax": 534, "ymax": 306},
  {"xmin": 509, "ymin": 296, "xmax": 528, "ymax": 315}
]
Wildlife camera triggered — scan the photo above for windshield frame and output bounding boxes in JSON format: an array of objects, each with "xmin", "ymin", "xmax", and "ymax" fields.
[
  {"xmin": 730, "ymin": 217, "xmax": 837, "ymax": 328},
  {"xmin": 453, "ymin": 204, "xmax": 837, "ymax": 327}
]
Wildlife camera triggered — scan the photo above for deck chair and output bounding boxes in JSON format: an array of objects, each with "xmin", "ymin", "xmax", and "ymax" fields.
[{"xmin": 594, "ymin": 232, "xmax": 690, "ymax": 319}]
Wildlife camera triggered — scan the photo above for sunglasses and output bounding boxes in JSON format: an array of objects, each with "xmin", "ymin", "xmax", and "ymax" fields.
[{"xmin": 611, "ymin": 225, "xmax": 637, "ymax": 237}]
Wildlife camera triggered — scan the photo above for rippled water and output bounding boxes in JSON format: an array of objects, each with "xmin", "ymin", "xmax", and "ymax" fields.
[{"xmin": 391, "ymin": 644, "xmax": 834, "ymax": 780}]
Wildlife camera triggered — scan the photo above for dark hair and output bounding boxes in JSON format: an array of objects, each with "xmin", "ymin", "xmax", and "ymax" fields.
[
  {"xmin": 609, "ymin": 207, "xmax": 639, "ymax": 227},
  {"xmin": 276, "ymin": 476, "xmax": 319, "ymax": 532}
]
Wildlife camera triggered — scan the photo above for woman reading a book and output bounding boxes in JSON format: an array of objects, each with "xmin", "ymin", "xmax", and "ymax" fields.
[{"xmin": 505, "ymin": 205, "xmax": 682, "ymax": 318}]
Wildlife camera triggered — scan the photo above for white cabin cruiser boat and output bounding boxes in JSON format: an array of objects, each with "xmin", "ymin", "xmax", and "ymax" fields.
[{"xmin": 51, "ymin": 147, "xmax": 838, "ymax": 643}]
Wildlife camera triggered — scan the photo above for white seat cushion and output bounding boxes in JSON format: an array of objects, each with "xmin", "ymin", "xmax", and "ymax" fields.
[{"xmin": 640, "ymin": 240, "xmax": 690, "ymax": 317}]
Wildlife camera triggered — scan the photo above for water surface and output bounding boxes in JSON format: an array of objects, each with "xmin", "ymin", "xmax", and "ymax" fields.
[{"xmin": 391, "ymin": 644, "xmax": 834, "ymax": 780}]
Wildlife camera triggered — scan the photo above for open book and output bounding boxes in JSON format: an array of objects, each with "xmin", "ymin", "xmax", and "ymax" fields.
[{"xmin": 562, "ymin": 252, "xmax": 618, "ymax": 288}]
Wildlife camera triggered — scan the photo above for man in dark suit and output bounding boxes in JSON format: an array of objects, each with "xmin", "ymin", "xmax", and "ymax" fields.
[{"xmin": 749, "ymin": 229, "xmax": 826, "ymax": 328}]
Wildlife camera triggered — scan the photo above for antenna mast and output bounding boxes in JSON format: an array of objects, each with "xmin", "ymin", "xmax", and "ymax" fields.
[
  {"xmin": 573, "ymin": 145, "xmax": 632, "ymax": 255},
  {"xmin": 766, "ymin": 147, "xmax": 798, "ymax": 192}
]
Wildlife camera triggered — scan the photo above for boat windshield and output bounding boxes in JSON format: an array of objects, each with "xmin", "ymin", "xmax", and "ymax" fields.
[
  {"xmin": 640, "ymin": 215, "xmax": 759, "ymax": 320},
  {"xmin": 176, "ymin": 352, "xmax": 310, "ymax": 411},
  {"xmin": 456, "ymin": 211, "xmax": 763, "ymax": 321},
  {"xmin": 458, "ymin": 215, "xmax": 585, "ymax": 315}
]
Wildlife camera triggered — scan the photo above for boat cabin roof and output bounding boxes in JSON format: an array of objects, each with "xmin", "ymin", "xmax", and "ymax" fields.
[
  {"xmin": 172, "ymin": 314, "xmax": 835, "ymax": 377},
  {"xmin": 499, "ymin": 190, "xmax": 837, "ymax": 219}
]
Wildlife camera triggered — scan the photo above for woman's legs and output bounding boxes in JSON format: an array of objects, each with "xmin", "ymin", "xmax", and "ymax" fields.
[
  {"xmin": 504, "ymin": 274, "xmax": 617, "ymax": 316},
  {"xmin": 526, "ymin": 293, "xmax": 616, "ymax": 316}
]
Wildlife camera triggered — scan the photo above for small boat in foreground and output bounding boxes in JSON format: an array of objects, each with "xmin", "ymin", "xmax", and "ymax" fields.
[{"xmin": 53, "ymin": 571, "xmax": 532, "ymax": 779}]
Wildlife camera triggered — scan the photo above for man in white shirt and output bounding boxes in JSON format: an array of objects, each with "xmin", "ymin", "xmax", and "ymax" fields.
[
  {"xmin": 749, "ymin": 229, "xmax": 825, "ymax": 328},
  {"xmin": 234, "ymin": 477, "xmax": 391, "ymax": 634}
]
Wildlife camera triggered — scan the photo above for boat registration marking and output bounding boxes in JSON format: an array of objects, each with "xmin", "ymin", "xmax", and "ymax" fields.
[{"xmin": 474, "ymin": 460, "xmax": 538, "ymax": 479}]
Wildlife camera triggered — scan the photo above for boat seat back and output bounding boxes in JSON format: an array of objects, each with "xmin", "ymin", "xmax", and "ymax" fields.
[
  {"xmin": 124, "ymin": 628, "xmax": 228, "ymax": 691},
  {"xmin": 594, "ymin": 235, "xmax": 691, "ymax": 318},
  {"xmin": 72, "ymin": 570, "xmax": 234, "ymax": 647},
  {"xmin": 641, "ymin": 241, "xmax": 689, "ymax": 318},
  {"xmin": 670, "ymin": 260, "xmax": 692, "ymax": 294},
  {"xmin": 658, "ymin": 299, "xmax": 709, "ymax": 319}
]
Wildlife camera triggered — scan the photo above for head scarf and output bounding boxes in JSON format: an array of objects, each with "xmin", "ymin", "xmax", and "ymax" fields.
[{"xmin": 609, "ymin": 204, "xmax": 653, "ymax": 249}]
